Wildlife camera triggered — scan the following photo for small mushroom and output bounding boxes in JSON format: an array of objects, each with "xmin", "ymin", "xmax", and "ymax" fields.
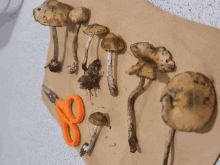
[
  {"xmin": 33, "ymin": 0, "xmax": 73, "ymax": 72},
  {"xmin": 82, "ymin": 24, "xmax": 108, "ymax": 71},
  {"xmin": 101, "ymin": 33, "xmax": 125, "ymax": 96},
  {"xmin": 68, "ymin": 7, "xmax": 89, "ymax": 74},
  {"xmin": 160, "ymin": 71, "xmax": 216, "ymax": 165},
  {"xmin": 126, "ymin": 42, "xmax": 175, "ymax": 153},
  {"xmin": 80, "ymin": 112, "xmax": 110, "ymax": 157}
]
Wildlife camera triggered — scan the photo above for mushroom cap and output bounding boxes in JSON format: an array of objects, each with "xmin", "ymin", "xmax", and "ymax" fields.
[
  {"xmin": 101, "ymin": 33, "xmax": 125, "ymax": 52},
  {"xmin": 160, "ymin": 71, "xmax": 216, "ymax": 132},
  {"xmin": 130, "ymin": 42, "xmax": 175, "ymax": 72},
  {"xmin": 33, "ymin": 0, "xmax": 73, "ymax": 27},
  {"xmin": 126, "ymin": 60, "xmax": 156, "ymax": 80},
  {"xmin": 88, "ymin": 112, "xmax": 108, "ymax": 126},
  {"xmin": 69, "ymin": 7, "xmax": 89, "ymax": 24},
  {"xmin": 83, "ymin": 23, "xmax": 108, "ymax": 35}
]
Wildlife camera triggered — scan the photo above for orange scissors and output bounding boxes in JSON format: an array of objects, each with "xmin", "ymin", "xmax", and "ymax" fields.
[{"xmin": 42, "ymin": 85, "xmax": 84, "ymax": 146}]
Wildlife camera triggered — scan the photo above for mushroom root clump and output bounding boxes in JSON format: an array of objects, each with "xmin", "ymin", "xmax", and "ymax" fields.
[
  {"xmin": 160, "ymin": 71, "xmax": 216, "ymax": 165},
  {"xmin": 78, "ymin": 59, "xmax": 102, "ymax": 95},
  {"xmin": 68, "ymin": 7, "xmax": 89, "ymax": 74},
  {"xmin": 101, "ymin": 33, "xmax": 125, "ymax": 96},
  {"xmin": 126, "ymin": 42, "xmax": 175, "ymax": 153},
  {"xmin": 33, "ymin": 0, "xmax": 73, "ymax": 72},
  {"xmin": 80, "ymin": 112, "xmax": 110, "ymax": 157}
]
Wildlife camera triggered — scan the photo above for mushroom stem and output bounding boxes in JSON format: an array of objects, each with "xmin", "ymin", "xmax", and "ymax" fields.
[
  {"xmin": 51, "ymin": 26, "xmax": 59, "ymax": 62},
  {"xmin": 82, "ymin": 35, "xmax": 94, "ymax": 71},
  {"xmin": 162, "ymin": 128, "xmax": 176, "ymax": 165},
  {"xmin": 107, "ymin": 51, "xmax": 117, "ymax": 96},
  {"xmin": 80, "ymin": 126, "xmax": 100, "ymax": 157},
  {"xmin": 127, "ymin": 76, "xmax": 146, "ymax": 153},
  {"xmin": 69, "ymin": 23, "xmax": 81, "ymax": 74}
]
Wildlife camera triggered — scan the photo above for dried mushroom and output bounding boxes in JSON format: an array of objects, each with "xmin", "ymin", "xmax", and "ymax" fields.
[
  {"xmin": 78, "ymin": 59, "xmax": 102, "ymax": 95},
  {"xmin": 82, "ymin": 24, "xmax": 109, "ymax": 71},
  {"xmin": 80, "ymin": 112, "xmax": 110, "ymax": 157},
  {"xmin": 33, "ymin": 0, "xmax": 73, "ymax": 72},
  {"xmin": 68, "ymin": 7, "xmax": 89, "ymax": 74},
  {"xmin": 101, "ymin": 33, "xmax": 125, "ymax": 96},
  {"xmin": 160, "ymin": 71, "xmax": 216, "ymax": 165},
  {"xmin": 126, "ymin": 42, "xmax": 175, "ymax": 153}
]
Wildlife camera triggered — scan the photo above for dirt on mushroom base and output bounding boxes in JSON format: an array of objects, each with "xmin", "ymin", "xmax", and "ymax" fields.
[{"xmin": 78, "ymin": 59, "xmax": 102, "ymax": 96}]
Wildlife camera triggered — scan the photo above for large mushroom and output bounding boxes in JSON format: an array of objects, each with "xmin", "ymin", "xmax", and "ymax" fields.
[
  {"xmin": 126, "ymin": 42, "xmax": 175, "ymax": 153},
  {"xmin": 68, "ymin": 7, "xmax": 89, "ymax": 74},
  {"xmin": 82, "ymin": 24, "xmax": 109, "ymax": 71},
  {"xmin": 33, "ymin": 0, "xmax": 73, "ymax": 72},
  {"xmin": 101, "ymin": 33, "xmax": 125, "ymax": 96},
  {"xmin": 160, "ymin": 71, "xmax": 216, "ymax": 165},
  {"xmin": 80, "ymin": 112, "xmax": 110, "ymax": 157}
]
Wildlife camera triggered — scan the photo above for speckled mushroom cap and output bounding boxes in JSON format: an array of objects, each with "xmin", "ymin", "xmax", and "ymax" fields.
[
  {"xmin": 69, "ymin": 7, "xmax": 89, "ymax": 24},
  {"xmin": 101, "ymin": 33, "xmax": 125, "ymax": 52},
  {"xmin": 88, "ymin": 112, "xmax": 109, "ymax": 127},
  {"xmin": 33, "ymin": 0, "xmax": 73, "ymax": 27},
  {"xmin": 160, "ymin": 71, "xmax": 216, "ymax": 132},
  {"xmin": 83, "ymin": 23, "xmax": 108, "ymax": 35},
  {"xmin": 130, "ymin": 42, "xmax": 175, "ymax": 72}
]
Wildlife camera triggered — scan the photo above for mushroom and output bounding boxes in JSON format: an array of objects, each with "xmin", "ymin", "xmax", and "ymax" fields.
[
  {"xmin": 33, "ymin": 0, "xmax": 73, "ymax": 72},
  {"xmin": 126, "ymin": 42, "xmax": 175, "ymax": 153},
  {"xmin": 68, "ymin": 7, "xmax": 89, "ymax": 74},
  {"xmin": 80, "ymin": 112, "xmax": 110, "ymax": 157},
  {"xmin": 160, "ymin": 71, "xmax": 216, "ymax": 165},
  {"xmin": 101, "ymin": 33, "xmax": 125, "ymax": 96},
  {"xmin": 82, "ymin": 23, "xmax": 109, "ymax": 71}
]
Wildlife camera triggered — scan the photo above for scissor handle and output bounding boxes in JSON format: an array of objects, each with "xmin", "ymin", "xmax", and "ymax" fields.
[
  {"xmin": 55, "ymin": 106, "xmax": 80, "ymax": 146},
  {"xmin": 56, "ymin": 95, "xmax": 84, "ymax": 123}
]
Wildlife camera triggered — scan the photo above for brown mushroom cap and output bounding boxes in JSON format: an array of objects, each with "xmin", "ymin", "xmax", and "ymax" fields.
[
  {"xmin": 69, "ymin": 7, "xmax": 89, "ymax": 24},
  {"xmin": 33, "ymin": 0, "xmax": 73, "ymax": 27},
  {"xmin": 160, "ymin": 71, "xmax": 216, "ymax": 132},
  {"xmin": 83, "ymin": 23, "xmax": 108, "ymax": 35},
  {"xmin": 88, "ymin": 112, "xmax": 109, "ymax": 126},
  {"xmin": 130, "ymin": 42, "xmax": 175, "ymax": 72},
  {"xmin": 126, "ymin": 60, "xmax": 156, "ymax": 80},
  {"xmin": 101, "ymin": 33, "xmax": 125, "ymax": 52}
]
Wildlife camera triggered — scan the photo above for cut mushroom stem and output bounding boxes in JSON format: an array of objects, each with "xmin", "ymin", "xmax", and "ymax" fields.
[
  {"xmin": 127, "ymin": 76, "xmax": 146, "ymax": 153},
  {"xmin": 82, "ymin": 35, "xmax": 94, "ymax": 71},
  {"xmin": 107, "ymin": 51, "xmax": 117, "ymax": 96},
  {"xmin": 162, "ymin": 128, "xmax": 176, "ymax": 165},
  {"xmin": 69, "ymin": 23, "xmax": 81, "ymax": 74},
  {"xmin": 80, "ymin": 126, "xmax": 99, "ymax": 157}
]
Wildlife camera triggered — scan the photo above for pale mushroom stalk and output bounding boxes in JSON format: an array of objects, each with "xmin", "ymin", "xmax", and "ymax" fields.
[
  {"xmin": 51, "ymin": 26, "xmax": 59, "ymax": 61},
  {"xmin": 163, "ymin": 128, "xmax": 176, "ymax": 165},
  {"xmin": 68, "ymin": 23, "xmax": 81, "ymax": 73},
  {"xmin": 127, "ymin": 76, "xmax": 145, "ymax": 153},
  {"xmin": 80, "ymin": 126, "xmax": 99, "ymax": 156},
  {"xmin": 107, "ymin": 51, "xmax": 117, "ymax": 96},
  {"xmin": 82, "ymin": 35, "xmax": 94, "ymax": 71}
]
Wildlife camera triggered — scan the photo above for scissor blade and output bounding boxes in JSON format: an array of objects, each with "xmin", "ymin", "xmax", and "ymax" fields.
[{"xmin": 42, "ymin": 85, "xmax": 58, "ymax": 104}]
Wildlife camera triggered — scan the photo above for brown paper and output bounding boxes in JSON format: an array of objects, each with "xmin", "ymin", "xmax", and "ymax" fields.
[{"xmin": 41, "ymin": 0, "xmax": 220, "ymax": 164}]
